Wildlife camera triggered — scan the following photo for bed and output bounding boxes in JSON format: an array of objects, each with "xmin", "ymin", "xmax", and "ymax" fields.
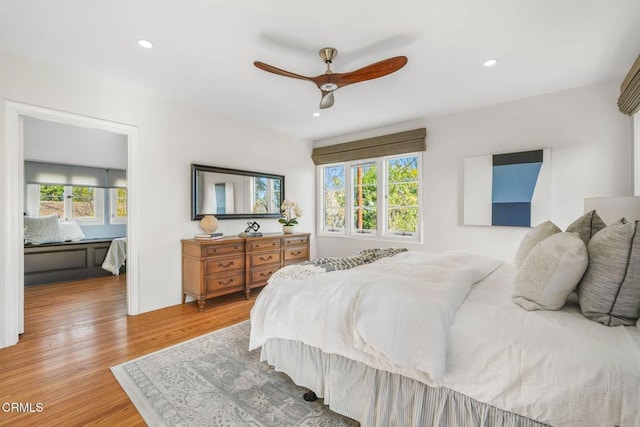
[{"xmin": 249, "ymin": 216, "xmax": 640, "ymax": 426}]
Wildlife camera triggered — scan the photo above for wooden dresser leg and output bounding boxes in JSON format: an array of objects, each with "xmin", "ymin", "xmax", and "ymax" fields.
[
  {"xmin": 245, "ymin": 289, "xmax": 251, "ymax": 299},
  {"xmin": 182, "ymin": 293, "xmax": 186, "ymax": 304},
  {"xmin": 197, "ymin": 299, "xmax": 205, "ymax": 312}
]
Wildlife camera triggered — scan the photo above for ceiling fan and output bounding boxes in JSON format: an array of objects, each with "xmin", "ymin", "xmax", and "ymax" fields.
[{"xmin": 254, "ymin": 47, "xmax": 408, "ymax": 109}]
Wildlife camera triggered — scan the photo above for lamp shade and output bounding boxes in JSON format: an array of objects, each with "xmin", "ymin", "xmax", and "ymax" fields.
[
  {"xmin": 199, "ymin": 215, "xmax": 219, "ymax": 233},
  {"xmin": 584, "ymin": 197, "xmax": 640, "ymax": 224}
]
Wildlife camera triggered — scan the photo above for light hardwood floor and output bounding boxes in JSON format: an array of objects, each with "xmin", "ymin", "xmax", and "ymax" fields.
[{"xmin": 0, "ymin": 276, "xmax": 257, "ymax": 426}]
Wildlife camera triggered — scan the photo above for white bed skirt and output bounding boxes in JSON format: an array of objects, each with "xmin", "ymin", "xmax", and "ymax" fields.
[{"xmin": 261, "ymin": 338, "xmax": 546, "ymax": 427}]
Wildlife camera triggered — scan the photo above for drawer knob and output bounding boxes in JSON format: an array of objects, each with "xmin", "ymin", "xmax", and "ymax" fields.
[
  {"xmin": 291, "ymin": 250, "xmax": 301, "ymax": 255},
  {"xmin": 219, "ymin": 261, "xmax": 234, "ymax": 268},
  {"xmin": 259, "ymin": 255, "xmax": 272, "ymax": 261},
  {"xmin": 260, "ymin": 271, "xmax": 272, "ymax": 277},
  {"xmin": 219, "ymin": 278, "xmax": 234, "ymax": 286}
]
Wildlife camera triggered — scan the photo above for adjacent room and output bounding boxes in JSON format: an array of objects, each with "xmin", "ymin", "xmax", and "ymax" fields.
[{"xmin": 1, "ymin": 0, "xmax": 639, "ymax": 425}]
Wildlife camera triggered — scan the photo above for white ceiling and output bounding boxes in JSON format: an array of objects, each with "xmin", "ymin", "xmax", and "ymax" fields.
[{"xmin": 1, "ymin": 0, "xmax": 639, "ymax": 141}]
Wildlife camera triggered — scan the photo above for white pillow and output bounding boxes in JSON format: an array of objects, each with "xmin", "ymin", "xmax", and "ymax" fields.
[
  {"xmin": 59, "ymin": 221, "xmax": 86, "ymax": 241},
  {"xmin": 512, "ymin": 232, "xmax": 588, "ymax": 311},
  {"xmin": 24, "ymin": 214, "xmax": 64, "ymax": 245},
  {"xmin": 515, "ymin": 220, "xmax": 561, "ymax": 269}
]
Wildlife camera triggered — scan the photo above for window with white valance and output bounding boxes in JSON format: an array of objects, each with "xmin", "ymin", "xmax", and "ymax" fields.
[{"xmin": 24, "ymin": 161, "xmax": 127, "ymax": 224}]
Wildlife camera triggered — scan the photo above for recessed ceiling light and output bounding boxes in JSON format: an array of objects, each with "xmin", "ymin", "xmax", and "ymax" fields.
[
  {"xmin": 312, "ymin": 112, "xmax": 320, "ymax": 117},
  {"xmin": 483, "ymin": 58, "xmax": 498, "ymax": 67},
  {"xmin": 137, "ymin": 39, "xmax": 154, "ymax": 49}
]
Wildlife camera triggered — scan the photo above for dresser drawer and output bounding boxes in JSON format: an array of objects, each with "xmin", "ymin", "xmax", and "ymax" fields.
[
  {"xmin": 249, "ymin": 251, "xmax": 281, "ymax": 268},
  {"xmin": 205, "ymin": 255, "xmax": 245, "ymax": 274},
  {"xmin": 203, "ymin": 242, "xmax": 244, "ymax": 257},
  {"xmin": 250, "ymin": 266, "xmax": 278, "ymax": 287},
  {"xmin": 284, "ymin": 235, "xmax": 309, "ymax": 247},
  {"xmin": 247, "ymin": 238, "xmax": 281, "ymax": 252},
  {"xmin": 284, "ymin": 247, "xmax": 309, "ymax": 262},
  {"xmin": 205, "ymin": 272, "xmax": 244, "ymax": 293}
]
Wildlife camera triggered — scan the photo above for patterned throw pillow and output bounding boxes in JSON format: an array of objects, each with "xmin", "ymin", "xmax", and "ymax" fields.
[
  {"xmin": 515, "ymin": 221, "xmax": 561, "ymax": 269},
  {"xmin": 24, "ymin": 214, "xmax": 64, "ymax": 245},
  {"xmin": 566, "ymin": 210, "xmax": 606, "ymax": 247},
  {"xmin": 513, "ymin": 232, "xmax": 588, "ymax": 311},
  {"xmin": 577, "ymin": 220, "xmax": 640, "ymax": 326}
]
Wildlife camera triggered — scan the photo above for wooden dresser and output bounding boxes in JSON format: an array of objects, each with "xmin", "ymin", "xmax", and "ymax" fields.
[{"xmin": 181, "ymin": 233, "xmax": 310, "ymax": 311}]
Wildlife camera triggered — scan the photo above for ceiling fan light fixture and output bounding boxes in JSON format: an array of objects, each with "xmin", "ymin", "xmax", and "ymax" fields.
[{"xmin": 320, "ymin": 82, "xmax": 338, "ymax": 92}]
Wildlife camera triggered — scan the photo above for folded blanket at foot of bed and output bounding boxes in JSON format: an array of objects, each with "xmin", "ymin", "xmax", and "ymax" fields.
[{"xmin": 269, "ymin": 247, "xmax": 408, "ymax": 281}]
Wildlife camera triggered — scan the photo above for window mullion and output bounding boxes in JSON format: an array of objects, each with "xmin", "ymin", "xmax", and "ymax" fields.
[
  {"xmin": 378, "ymin": 158, "xmax": 385, "ymax": 238},
  {"xmin": 64, "ymin": 186, "xmax": 72, "ymax": 220},
  {"xmin": 345, "ymin": 162, "xmax": 352, "ymax": 235}
]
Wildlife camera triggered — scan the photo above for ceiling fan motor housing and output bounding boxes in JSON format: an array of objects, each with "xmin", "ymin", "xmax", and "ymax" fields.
[{"xmin": 319, "ymin": 47, "xmax": 338, "ymax": 63}]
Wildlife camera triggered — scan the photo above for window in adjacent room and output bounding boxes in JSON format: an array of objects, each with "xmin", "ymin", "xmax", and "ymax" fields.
[
  {"xmin": 110, "ymin": 187, "xmax": 128, "ymax": 224},
  {"xmin": 36, "ymin": 184, "xmax": 104, "ymax": 224},
  {"xmin": 318, "ymin": 153, "xmax": 422, "ymax": 240}
]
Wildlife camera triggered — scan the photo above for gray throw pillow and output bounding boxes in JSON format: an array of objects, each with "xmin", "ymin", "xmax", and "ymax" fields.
[
  {"xmin": 515, "ymin": 221, "xmax": 561, "ymax": 269},
  {"xmin": 577, "ymin": 220, "xmax": 640, "ymax": 326},
  {"xmin": 24, "ymin": 214, "xmax": 64, "ymax": 245},
  {"xmin": 566, "ymin": 210, "xmax": 606, "ymax": 247}
]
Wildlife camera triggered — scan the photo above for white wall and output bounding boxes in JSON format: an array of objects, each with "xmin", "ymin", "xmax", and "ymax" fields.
[
  {"xmin": 315, "ymin": 80, "xmax": 634, "ymax": 262},
  {"xmin": 23, "ymin": 116, "xmax": 128, "ymax": 169},
  {"xmin": 0, "ymin": 49, "xmax": 315, "ymax": 314}
]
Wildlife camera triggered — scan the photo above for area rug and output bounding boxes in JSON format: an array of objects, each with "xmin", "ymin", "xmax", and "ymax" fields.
[{"xmin": 111, "ymin": 321, "xmax": 358, "ymax": 426}]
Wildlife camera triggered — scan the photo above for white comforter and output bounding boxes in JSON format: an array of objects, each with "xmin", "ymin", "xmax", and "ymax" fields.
[
  {"xmin": 444, "ymin": 264, "xmax": 640, "ymax": 427},
  {"xmin": 249, "ymin": 250, "xmax": 502, "ymax": 386}
]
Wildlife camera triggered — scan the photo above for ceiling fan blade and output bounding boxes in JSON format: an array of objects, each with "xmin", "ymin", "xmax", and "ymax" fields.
[
  {"xmin": 319, "ymin": 91, "xmax": 334, "ymax": 109},
  {"xmin": 253, "ymin": 61, "xmax": 312, "ymax": 82},
  {"xmin": 332, "ymin": 56, "xmax": 408, "ymax": 87}
]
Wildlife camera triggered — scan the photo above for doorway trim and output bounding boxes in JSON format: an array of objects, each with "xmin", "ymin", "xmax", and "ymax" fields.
[{"xmin": 1, "ymin": 100, "xmax": 140, "ymax": 348}]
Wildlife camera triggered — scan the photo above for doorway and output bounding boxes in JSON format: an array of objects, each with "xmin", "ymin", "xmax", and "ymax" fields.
[{"xmin": 1, "ymin": 101, "xmax": 140, "ymax": 348}]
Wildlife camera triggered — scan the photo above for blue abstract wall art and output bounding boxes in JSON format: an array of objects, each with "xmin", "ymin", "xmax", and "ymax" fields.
[{"xmin": 464, "ymin": 149, "xmax": 550, "ymax": 227}]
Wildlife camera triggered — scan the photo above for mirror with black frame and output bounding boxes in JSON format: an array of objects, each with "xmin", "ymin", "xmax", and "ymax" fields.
[{"xmin": 191, "ymin": 164, "xmax": 284, "ymax": 220}]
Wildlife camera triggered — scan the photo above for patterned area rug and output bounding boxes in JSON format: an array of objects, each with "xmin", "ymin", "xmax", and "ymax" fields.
[{"xmin": 111, "ymin": 321, "xmax": 358, "ymax": 426}]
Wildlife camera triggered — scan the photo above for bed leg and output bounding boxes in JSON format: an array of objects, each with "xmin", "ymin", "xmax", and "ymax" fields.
[{"xmin": 303, "ymin": 390, "xmax": 317, "ymax": 402}]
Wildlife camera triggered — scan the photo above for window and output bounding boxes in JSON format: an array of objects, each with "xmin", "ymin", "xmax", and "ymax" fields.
[
  {"xmin": 352, "ymin": 162, "xmax": 377, "ymax": 234},
  {"xmin": 386, "ymin": 155, "xmax": 419, "ymax": 236},
  {"xmin": 38, "ymin": 184, "xmax": 65, "ymax": 218},
  {"xmin": 35, "ymin": 184, "xmax": 104, "ymax": 224},
  {"xmin": 321, "ymin": 165, "xmax": 346, "ymax": 232},
  {"xmin": 110, "ymin": 188, "xmax": 128, "ymax": 224},
  {"xmin": 319, "ymin": 153, "xmax": 422, "ymax": 240}
]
